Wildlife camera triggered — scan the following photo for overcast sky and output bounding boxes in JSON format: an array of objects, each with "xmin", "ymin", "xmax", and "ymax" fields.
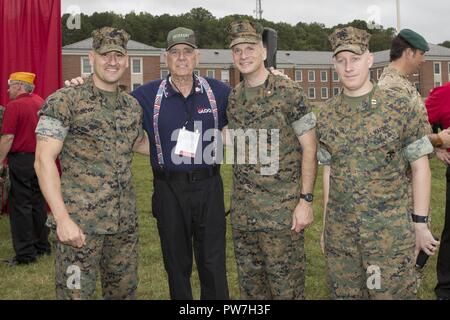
[{"xmin": 61, "ymin": 0, "xmax": 450, "ymax": 44}]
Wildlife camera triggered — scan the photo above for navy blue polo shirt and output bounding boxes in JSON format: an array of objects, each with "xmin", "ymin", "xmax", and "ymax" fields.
[{"xmin": 132, "ymin": 75, "xmax": 229, "ymax": 172}]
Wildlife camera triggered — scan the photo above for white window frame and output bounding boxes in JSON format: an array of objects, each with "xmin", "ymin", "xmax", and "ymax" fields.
[
  {"xmin": 308, "ymin": 70, "xmax": 315, "ymax": 82},
  {"xmin": 308, "ymin": 87, "xmax": 316, "ymax": 99},
  {"xmin": 434, "ymin": 62, "xmax": 441, "ymax": 75},
  {"xmin": 206, "ymin": 69, "xmax": 215, "ymax": 78},
  {"xmin": 132, "ymin": 83, "xmax": 142, "ymax": 91},
  {"xmin": 333, "ymin": 87, "xmax": 340, "ymax": 96},
  {"xmin": 321, "ymin": 87, "xmax": 328, "ymax": 99},
  {"xmin": 160, "ymin": 69, "xmax": 169, "ymax": 79},
  {"xmin": 194, "ymin": 69, "xmax": 200, "ymax": 76},
  {"xmin": 295, "ymin": 70, "xmax": 303, "ymax": 82},
  {"xmin": 131, "ymin": 57, "xmax": 143, "ymax": 74},
  {"xmin": 320, "ymin": 70, "xmax": 328, "ymax": 82},
  {"xmin": 332, "ymin": 71, "xmax": 339, "ymax": 82},
  {"xmin": 220, "ymin": 70, "xmax": 229, "ymax": 83},
  {"xmin": 435, "ymin": 81, "xmax": 442, "ymax": 87},
  {"xmin": 81, "ymin": 57, "xmax": 92, "ymax": 75}
]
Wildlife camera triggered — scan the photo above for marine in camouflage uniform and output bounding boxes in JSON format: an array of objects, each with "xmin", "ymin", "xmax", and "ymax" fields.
[
  {"xmin": 377, "ymin": 29, "xmax": 439, "ymax": 287},
  {"xmin": 226, "ymin": 20, "xmax": 317, "ymax": 299},
  {"xmin": 377, "ymin": 29, "xmax": 449, "ymax": 149},
  {"xmin": 317, "ymin": 27, "xmax": 436, "ymax": 299},
  {"xmin": 35, "ymin": 27, "xmax": 147, "ymax": 299}
]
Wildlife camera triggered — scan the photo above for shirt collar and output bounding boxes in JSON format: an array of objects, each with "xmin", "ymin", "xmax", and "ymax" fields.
[{"xmin": 164, "ymin": 74, "xmax": 203, "ymax": 98}]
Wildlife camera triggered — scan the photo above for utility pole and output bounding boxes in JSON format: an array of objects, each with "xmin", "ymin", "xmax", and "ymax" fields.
[
  {"xmin": 396, "ymin": 0, "xmax": 401, "ymax": 32},
  {"xmin": 255, "ymin": 0, "xmax": 263, "ymax": 20}
]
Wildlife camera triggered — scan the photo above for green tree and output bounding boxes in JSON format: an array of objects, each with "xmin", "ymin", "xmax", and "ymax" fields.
[{"xmin": 440, "ymin": 41, "xmax": 450, "ymax": 48}]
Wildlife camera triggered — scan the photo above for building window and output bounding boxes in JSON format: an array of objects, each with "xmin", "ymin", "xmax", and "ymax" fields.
[
  {"xmin": 320, "ymin": 71, "xmax": 328, "ymax": 82},
  {"xmin": 321, "ymin": 87, "xmax": 328, "ymax": 99},
  {"xmin": 221, "ymin": 70, "xmax": 229, "ymax": 83},
  {"xmin": 377, "ymin": 69, "xmax": 382, "ymax": 80},
  {"xmin": 308, "ymin": 87, "xmax": 316, "ymax": 99},
  {"xmin": 308, "ymin": 70, "xmax": 315, "ymax": 82},
  {"xmin": 194, "ymin": 69, "xmax": 200, "ymax": 76},
  {"xmin": 435, "ymin": 82, "xmax": 442, "ymax": 87},
  {"xmin": 434, "ymin": 62, "xmax": 441, "ymax": 75},
  {"xmin": 81, "ymin": 57, "xmax": 92, "ymax": 74},
  {"xmin": 207, "ymin": 69, "xmax": 215, "ymax": 78},
  {"xmin": 333, "ymin": 71, "xmax": 339, "ymax": 82},
  {"xmin": 131, "ymin": 58, "xmax": 142, "ymax": 74},
  {"xmin": 333, "ymin": 87, "xmax": 340, "ymax": 96},
  {"xmin": 295, "ymin": 70, "xmax": 302, "ymax": 82},
  {"xmin": 414, "ymin": 83, "xmax": 420, "ymax": 91},
  {"xmin": 160, "ymin": 69, "xmax": 169, "ymax": 79},
  {"xmin": 132, "ymin": 83, "xmax": 142, "ymax": 91}
]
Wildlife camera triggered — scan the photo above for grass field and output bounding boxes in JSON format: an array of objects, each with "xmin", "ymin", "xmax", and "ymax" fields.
[{"xmin": 0, "ymin": 154, "xmax": 447, "ymax": 300}]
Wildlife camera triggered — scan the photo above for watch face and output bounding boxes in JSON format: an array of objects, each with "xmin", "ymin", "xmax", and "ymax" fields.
[{"xmin": 302, "ymin": 193, "xmax": 313, "ymax": 202}]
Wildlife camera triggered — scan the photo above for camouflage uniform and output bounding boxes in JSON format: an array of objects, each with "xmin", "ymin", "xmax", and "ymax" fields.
[
  {"xmin": 378, "ymin": 65, "xmax": 432, "ymax": 288},
  {"xmin": 317, "ymin": 27, "xmax": 433, "ymax": 299},
  {"xmin": 378, "ymin": 65, "xmax": 430, "ymax": 119},
  {"xmin": 36, "ymin": 28, "xmax": 143, "ymax": 299},
  {"xmin": 227, "ymin": 69, "xmax": 316, "ymax": 299}
]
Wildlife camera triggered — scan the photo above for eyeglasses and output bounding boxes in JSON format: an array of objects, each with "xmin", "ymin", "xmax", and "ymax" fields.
[{"xmin": 168, "ymin": 47, "xmax": 195, "ymax": 58}]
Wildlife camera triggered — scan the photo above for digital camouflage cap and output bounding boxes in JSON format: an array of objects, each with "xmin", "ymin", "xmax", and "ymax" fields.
[
  {"xmin": 227, "ymin": 20, "xmax": 263, "ymax": 48},
  {"xmin": 166, "ymin": 27, "xmax": 197, "ymax": 50},
  {"xmin": 92, "ymin": 27, "xmax": 130, "ymax": 54},
  {"xmin": 329, "ymin": 27, "xmax": 371, "ymax": 57}
]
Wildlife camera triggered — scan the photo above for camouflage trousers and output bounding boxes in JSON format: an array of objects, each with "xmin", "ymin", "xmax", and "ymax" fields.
[
  {"xmin": 324, "ymin": 220, "xmax": 417, "ymax": 299},
  {"xmin": 232, "ymin": 228, "xmax": 305, "ymax": 300},
  {"xmin": 55, "ymin": 229, "xmax": 138, "ymax": 300}
]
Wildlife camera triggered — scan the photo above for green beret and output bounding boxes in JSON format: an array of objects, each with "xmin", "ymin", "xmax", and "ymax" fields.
[{"xmin": 398, "ymin": 29, "xmax": 429, "ymax": 52}]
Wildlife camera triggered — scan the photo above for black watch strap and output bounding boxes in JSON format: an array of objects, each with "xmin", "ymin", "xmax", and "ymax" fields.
[
  {"xmin": 300, "ymin": 193, "xmax": 314, "ymax": 202},
  {"xmin": 411, "ymin": 214, "xmax": 428, "ymax": 223}
]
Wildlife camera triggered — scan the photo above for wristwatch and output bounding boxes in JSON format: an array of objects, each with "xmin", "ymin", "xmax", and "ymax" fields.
[
  {"xmin": 411, "ymin": 213, "xmax": 429, "ymax": 223},
  {"xmin": 300, "ymin": 193, "xmax": 314, "ymax": 202}
]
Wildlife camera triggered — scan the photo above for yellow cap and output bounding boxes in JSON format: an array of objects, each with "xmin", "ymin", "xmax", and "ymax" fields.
[{"xmin": 9, "ymin": 72, "xmax": 36, "ymax": 85}]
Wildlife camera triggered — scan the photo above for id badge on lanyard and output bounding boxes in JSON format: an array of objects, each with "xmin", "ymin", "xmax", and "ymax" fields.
[{"xmin": 174, "ymin": 126, "xmax": 200, "ymax": 158}]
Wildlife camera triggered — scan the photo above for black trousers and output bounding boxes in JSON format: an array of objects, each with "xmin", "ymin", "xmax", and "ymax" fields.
[
  {"xmin": 436, "ymin": 165, "xmax": 450, "ymax": 298},
  {"xmin": 152, "ymin": 173, "xmax": 229, "ymax": 300},
  {"xmin": 8, "ymin": 153, "xmax": 50, "ymax": 262}
]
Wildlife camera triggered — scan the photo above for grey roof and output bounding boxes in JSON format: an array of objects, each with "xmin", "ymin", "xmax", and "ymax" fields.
[
  {"xmin": 277, "ymin": 50, "xmax": 333, "ymax": 66},
  {"xmin": 64, "ymin": 37, "xmax": 450, "ymax": 65},
  {"xmin": 427, "ymin": 43, "xmax": 450, "ymax": 57},
  {"xmin": 63, "ymin": 38, "xmax": 161, "ymax": 52}
]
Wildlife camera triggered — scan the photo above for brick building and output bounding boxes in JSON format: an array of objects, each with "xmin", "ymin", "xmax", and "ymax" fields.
[{"xmin": 63, "ymin": 38, "xmax": 450, "ymax": 101}]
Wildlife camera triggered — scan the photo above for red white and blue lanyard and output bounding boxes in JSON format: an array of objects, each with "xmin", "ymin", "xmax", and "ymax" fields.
[{"xmin": 153, "ymin": 75, "xmax": 219, "ymax": 167}]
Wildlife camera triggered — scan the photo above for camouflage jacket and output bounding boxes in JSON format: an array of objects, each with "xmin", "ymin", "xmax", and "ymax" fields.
[
  {"xmin": 36, "ymin": 75, "xmax": 143, "ymax": 234},
  {"xmin": 317, "ymin": 85, "xmax": 432, "ymax": 247},
  {"xmin": 227, "ymin": 73, "xmax": 315, "ymax": 231},
  {"xmin": 378, "ymin": 66, "xmax": 419, "ymax": 98}
]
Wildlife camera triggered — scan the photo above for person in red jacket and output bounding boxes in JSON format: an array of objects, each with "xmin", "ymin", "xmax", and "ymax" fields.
[
  {"xmin": 425, "ymin": 82, "xmax": 450, "ymax": 299},
  {"xmin": 0, "ymin": 72, "xmax": 50, "ymax": 266}
]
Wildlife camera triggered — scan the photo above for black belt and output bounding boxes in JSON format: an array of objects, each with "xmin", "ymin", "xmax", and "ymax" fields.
[{"xmin": 153, "ymin": 165, "xmax": 220, "ymax": 183}]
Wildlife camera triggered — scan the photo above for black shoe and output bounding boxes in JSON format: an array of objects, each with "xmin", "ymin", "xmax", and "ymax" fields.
[{"xmin": 2, "ymin": 257, "xmax": 37, "ymax": 266}]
